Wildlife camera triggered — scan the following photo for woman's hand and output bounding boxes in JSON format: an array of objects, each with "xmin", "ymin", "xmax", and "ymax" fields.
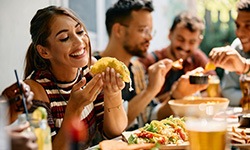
[
  {"xmin": 102, "ymin": 67, "xmax": 125, "ymax": 97},
  {"xmin": 209, "ymin": 46, "xmax": 246, "ymax": 73},
  {"xmin": 67, "ymin": 75, "xmax": 103, "ymax": 115},
  {"xmin": 2, "ymin": 81, "xmax": 34, "ymax": 112},
  {"xmin": 101, "ymin": 67, "xmax": 127, "ymax": 138},
  {"xmin": 8, "ymin": 122, "xmax": 38, "ymax": 150}
]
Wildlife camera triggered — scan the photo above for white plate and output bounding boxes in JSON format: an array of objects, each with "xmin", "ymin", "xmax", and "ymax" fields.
[{"xmin": 158, "ymin": 143, "xmax": 188, "ymax": 150}]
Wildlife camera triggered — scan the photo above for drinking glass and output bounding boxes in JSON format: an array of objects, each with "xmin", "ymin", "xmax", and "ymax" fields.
[
  {"xmin": 18, "ymin": 114, "xmax": 52, "ymax": 150},
  {"xmin": 240, "ymin": 74, "xmax": 250, "ymax": 112},
  {"xmin": 206, "ymin": 75, "xmax": 220, "ymax": 97},
  {"xmin": 185, "ymin": 104, "xmax": 230, "ymax": 150}
]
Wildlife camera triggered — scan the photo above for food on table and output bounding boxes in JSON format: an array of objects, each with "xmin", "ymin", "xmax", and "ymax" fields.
[
  {"xmin": 230, "ymin": 126, "xmax": 250, "ymax": 144},
  {"xmin": 172, "ymin": 59, "xmax": 183, "ymax": 70},
  {"xmin": 128, "ymin": 116, "xmax": 188, "ymax": 145},
  {"xmin": 90, "ymin": 57, "xmax": 130, "ymax": 83}
]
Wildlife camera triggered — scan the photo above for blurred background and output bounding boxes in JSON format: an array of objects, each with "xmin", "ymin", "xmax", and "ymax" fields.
[{"xmin": 0, "ymin": 0, "xmax": 238, "ymax": 92}]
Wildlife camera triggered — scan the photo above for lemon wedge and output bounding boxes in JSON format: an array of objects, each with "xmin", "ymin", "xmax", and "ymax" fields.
[
  {"xmin": 205, "ymin": 62, "xmax": 216, "ymax": 72},
  {"xmin": 32, "ymin": 107, "xmax": 47, "ymax": 120}
]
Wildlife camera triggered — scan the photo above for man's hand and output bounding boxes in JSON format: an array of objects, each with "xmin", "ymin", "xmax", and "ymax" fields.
[
  {"xmin": 147, "ymin": 58, "xmax": 173, "ymax": 95},
  {"xmin": 171, "ymin": 67, "xmax": 208, "ymax": 99},
  {"xmin": 209, "ymin": 46, "xmax": 247, "ymax": 73}
]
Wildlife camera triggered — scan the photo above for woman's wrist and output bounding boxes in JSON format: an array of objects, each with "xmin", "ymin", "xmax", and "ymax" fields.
[{"xmin": 105, "ymin": 100, "xmax": 124, "ymax": 112}]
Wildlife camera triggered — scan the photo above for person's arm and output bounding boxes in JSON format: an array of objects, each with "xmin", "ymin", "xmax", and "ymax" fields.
[
  {"xmin": 221, "ymin": 71, "xmax": 242, "ymax": 106},
  {"xmin": 127, "ymin": 59, "xmax": 172, "ymax": 125},
  {"xmin": 101, "ymin": 67, "xmax": 127, "ymax": 138},
  {"xmin": 156, "ymin": 68, "xmax": 208, "ymax": 120}
]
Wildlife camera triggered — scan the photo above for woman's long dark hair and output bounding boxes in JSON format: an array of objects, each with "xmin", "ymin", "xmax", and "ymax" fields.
[{"xmin": 24, "ymin": 6, "xmax": 91, "ymax": 78}]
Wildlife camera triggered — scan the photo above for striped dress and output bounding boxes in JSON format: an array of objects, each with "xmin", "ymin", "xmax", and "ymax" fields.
[{"xmin": 27, "ymin": 69, "xmax": 105, "ymax": 148}]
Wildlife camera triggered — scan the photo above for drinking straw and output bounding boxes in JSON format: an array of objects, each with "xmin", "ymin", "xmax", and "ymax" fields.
[{"xmin": 14, "ymin": 70, "xmax": 29, "ymax": 120}]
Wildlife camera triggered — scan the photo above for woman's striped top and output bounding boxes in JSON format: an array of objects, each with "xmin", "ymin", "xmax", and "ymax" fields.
[{"xmin": 27, "ymin": 69, "xmax": 105, "ymax": 148}]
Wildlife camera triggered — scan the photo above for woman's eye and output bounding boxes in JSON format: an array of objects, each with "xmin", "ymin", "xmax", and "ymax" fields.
[
  {"xmin": 60, "ymin": 37, "xmax": 69, "ymax": 42},
  {"xmin": 77, "ymin": 30, "xmax": 84, "ymax": 35},
  {"xmin": 138, "ymin": 28, "xmax": 144, "ymax": 33}
]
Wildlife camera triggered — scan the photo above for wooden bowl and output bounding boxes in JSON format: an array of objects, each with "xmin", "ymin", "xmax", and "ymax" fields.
[{"xmin": 168, "ymin": 97, "xmax": 229, "ymax": 117}]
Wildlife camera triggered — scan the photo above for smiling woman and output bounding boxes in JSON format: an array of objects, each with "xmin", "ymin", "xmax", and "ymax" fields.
[{"xmin": 5, "ymin": 5, "xmax": 128, "ymax": 150}]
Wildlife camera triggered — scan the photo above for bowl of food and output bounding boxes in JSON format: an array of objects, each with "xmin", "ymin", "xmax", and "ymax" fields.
[{"xmin": 168, "ymin": 97, "xmax": 229, "ymax": 117}]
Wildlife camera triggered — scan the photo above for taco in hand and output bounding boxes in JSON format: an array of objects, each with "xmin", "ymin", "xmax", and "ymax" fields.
[{"xmin": 90, "ymin": 57, "xmax": 131, "ymax": 83}]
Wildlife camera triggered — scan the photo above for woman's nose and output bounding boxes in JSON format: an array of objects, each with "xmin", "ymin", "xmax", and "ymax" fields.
[{"xmin": 72, "ymin": 34, "xmax": 83, "ymax": 46}]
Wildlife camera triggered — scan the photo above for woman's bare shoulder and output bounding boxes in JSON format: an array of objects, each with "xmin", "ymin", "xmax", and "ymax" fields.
[{"xmin": 24, "ymin": 79, "xmax": 50, "ymax": 103}]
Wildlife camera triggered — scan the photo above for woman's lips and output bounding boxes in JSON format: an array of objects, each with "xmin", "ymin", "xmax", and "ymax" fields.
[{"xmin": 70, "ymin": 48, "xmax": 86, "ymax": 58}]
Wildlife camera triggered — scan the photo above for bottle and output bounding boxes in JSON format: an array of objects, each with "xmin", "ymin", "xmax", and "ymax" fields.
[
  {"xmin": 17, "ymin": 113, "xmax": 34, "ymax": 135},
  {"xmin": 67, "ymin": 117, "xmax": 88, "ymax": 150},
  {"xmin": 30, "ymin": 107, "xmax": 52, "ymax": 150},
  {"xmin": 239, "ymin": 74, "xmax": 250, "ymax": 113},
  {"xmin": 18, "ymin": 107, "xmax": 52, "ymax": 150}
]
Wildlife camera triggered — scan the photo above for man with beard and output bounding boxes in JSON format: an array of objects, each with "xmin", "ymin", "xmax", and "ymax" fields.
[
  {"xmin": 139, "ymin": 11, "xmax": 215, "ymax": 103},
  {"xmin": 93, "ymin": 0, "xmax": 173, "ymax": 130},
  {"xmin": 209, "ymin": 0, "xmax": 250, "ymax": 106}
]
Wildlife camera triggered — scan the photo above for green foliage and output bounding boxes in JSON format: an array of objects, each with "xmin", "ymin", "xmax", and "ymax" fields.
[{"xmin": 197, "ymin": 0, "xmax": 238, "ymax": 79}]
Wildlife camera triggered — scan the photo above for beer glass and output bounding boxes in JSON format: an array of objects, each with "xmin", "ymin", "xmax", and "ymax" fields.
[
  {"xmin": 186, "ymin": 116, "xmax": 228, "ymax": 150},
  {"xmin": 206, "ymin": 75, "xmax": 220, "ymax": 97},
  {"xmin": 240, "ymin": 74, "xmax": 250, "ymax": 112}
]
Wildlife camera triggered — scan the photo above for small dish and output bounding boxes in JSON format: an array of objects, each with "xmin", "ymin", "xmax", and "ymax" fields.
[
  {"xmin": 238, "ymin": 114, "xmax": 250, "ymax": 128},
  {"xmin": 189, "ymin": 74, "xmax": 208, "ymax": 84}
]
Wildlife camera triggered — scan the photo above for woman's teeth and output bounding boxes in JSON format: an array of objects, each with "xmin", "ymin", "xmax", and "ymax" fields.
[{"xmin": 71, "ymin": 49, "xmax": 84, "ymax": 56}]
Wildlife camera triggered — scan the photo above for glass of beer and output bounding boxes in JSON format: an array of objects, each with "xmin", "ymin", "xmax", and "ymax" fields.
[
  {"xmin": 240, "ymin": 74, "xmax": 250, "ymax": 112},
  {"xmin": 206, "ymin": 75, "xmax": 220, "ymax": 97},
  {"xmin": 186, "ymin": 117, "xmax": 228, "ymax": 150}
]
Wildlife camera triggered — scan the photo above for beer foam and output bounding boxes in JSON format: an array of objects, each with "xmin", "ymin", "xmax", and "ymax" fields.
[
  {"xmin": 186, "ymin": 119, "xmax": 227, "ymax": 132},
  {"xmin": 209, "ymin": 80, "xmax": 220, "ymax": 84}
]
